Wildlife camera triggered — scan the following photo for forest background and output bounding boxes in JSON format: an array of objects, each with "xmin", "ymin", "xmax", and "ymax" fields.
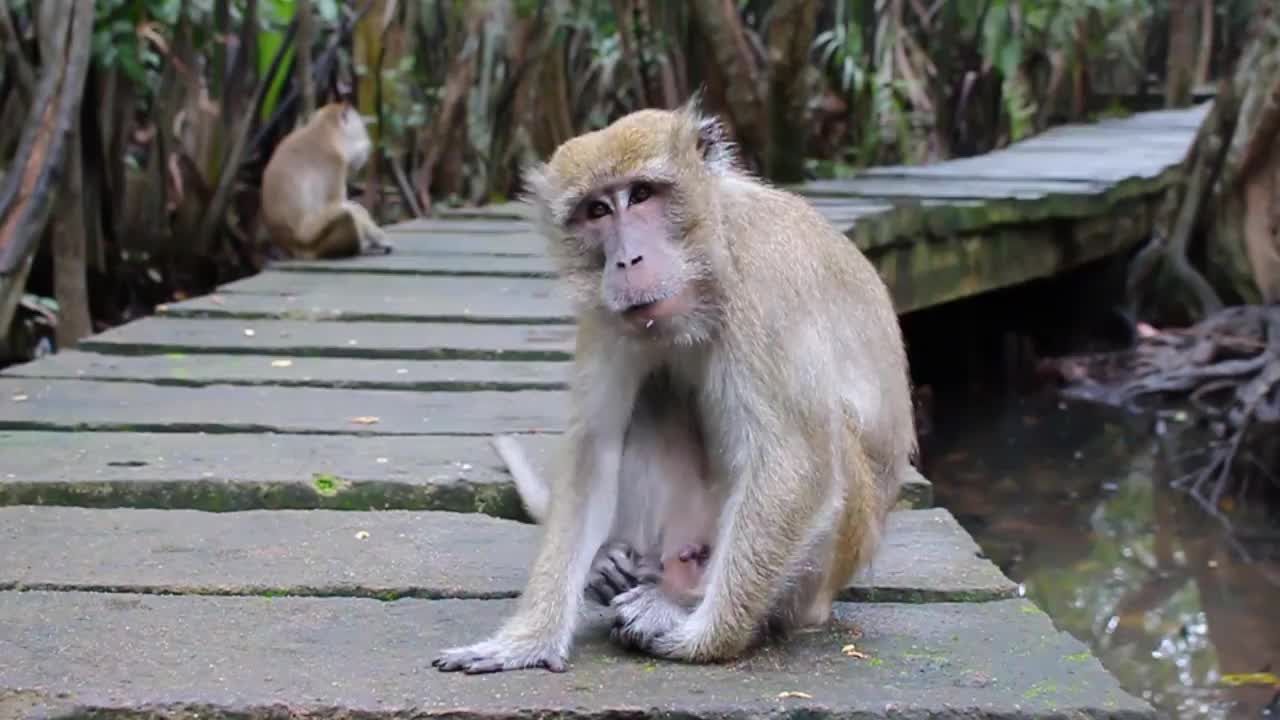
[{"xmin": 0, "ymin": 0, "xmax": 1273, "ymax": 363}]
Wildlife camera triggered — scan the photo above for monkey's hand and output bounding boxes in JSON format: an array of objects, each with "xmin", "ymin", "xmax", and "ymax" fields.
[
  {"xmin": 610, "ymin": 584, "xmax": 690, "ymax": 658},
  {"xmin": 587, "ymin": 541, "xmax": 662, "ymax": 606},
  {"xmin": 432, "ymin": 634, "xmax": 568, "ymax": 674}
]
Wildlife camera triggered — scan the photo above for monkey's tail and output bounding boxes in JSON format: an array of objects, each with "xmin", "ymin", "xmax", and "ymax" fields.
[{"xmin": 490, "ymin": 434, "xmax": 550, "ymax": 523}]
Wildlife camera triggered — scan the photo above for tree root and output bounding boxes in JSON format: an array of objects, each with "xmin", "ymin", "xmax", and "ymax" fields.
[{"xmin": 1049, "ymin": 305, "xmax": 1280, "ymax": 518}]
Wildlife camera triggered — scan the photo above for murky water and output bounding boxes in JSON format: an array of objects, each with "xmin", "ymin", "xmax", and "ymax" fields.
[{"xmin": 922, "ymin": 389, "xmax": 1280, "ymax": 719}]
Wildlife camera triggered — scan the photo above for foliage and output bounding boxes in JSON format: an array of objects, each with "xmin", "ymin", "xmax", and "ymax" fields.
[{"xmin": 0, "ymin": 0, "xmax": 1260, "ymax": 358}]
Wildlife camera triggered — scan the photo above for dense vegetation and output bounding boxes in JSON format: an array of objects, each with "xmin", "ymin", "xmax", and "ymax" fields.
[{"xmin": 0, "ymin": 0, "xmax": 1267, "ymax": 357}]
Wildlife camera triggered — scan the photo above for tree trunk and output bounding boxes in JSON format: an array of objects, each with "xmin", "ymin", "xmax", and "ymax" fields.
[
  {"xmin": 414, "ymin": 2, "xmax": 487, "ymax": 213},
  {"xmin": 1207, "ymin": 4, "xmax": 1280, "ymax": 304},
  {"xmin": 1132, "ymin": 3, "xmax": 1280, "ymax": 316},
  {"xmin": 688, "ymin": 0, "xmax": 767, "ymax": 171},
  {"xmin": 1165, "ymin": 0, "xmax": 1199, "ymax": 107},
  {"xmin": 764, "ymin": 0, "xmax": 819, "ymax": 182},
  {"xmin": 0, "ymin": 0, "xmax": 95, "ymax": 347},
  {"xmin": 297, "ymin": 0, "xmax": 316, "ymax": 117},
  {"xmin": 52, "ymin": 115, "xmax": 93, "ymax": 347}
]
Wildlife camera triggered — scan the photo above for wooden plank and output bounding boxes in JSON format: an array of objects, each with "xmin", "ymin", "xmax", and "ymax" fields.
[
  {"xmin": 218, "ymin": 270, "xmax": 560, "ymax": 297},
  {"xmin": 0, "ymin": 507, "xmax": 1012, "ymax": 602},
  {"xmin": 0, "ymin": 430, "xmax": 929, "ymax": 513},
  {"xmin": 0, "ymin": 592, "xmax": 1154, "ymax": 720},
  {"xmin": 0, "ymin": 430, "xmax": 559, "ymax": 516},
  {"xmin": 77, "ymin": 317, "xmax": 576, "ymax": 360},
  {"xmin": 159, "ymin": 275, "xmax": 574, "ymax": 323},
  {"xmin": 3, "ymin": 350, "xmax": 570, "ymax": 391},
  {"xmin": 272, "ymin": 253, "xmax": 557, "ymax": 277},
  {"xmin": 378, "ymin": 231, "xmax": 546, "ymax": 256},
  {"xmin": 860, "ymin": 145, "xmax": 1186, "ymax": 184},
  {"xmin": 0, "ymin": 379, "xmax": 570, "ymax": 435},
  {"xmin": 800, "ymin": 175, "xmax": 1110, "ymax": 201},
  {"xmin": 387, "ymin": 218, "xmax": 530, "ymax": 234}
]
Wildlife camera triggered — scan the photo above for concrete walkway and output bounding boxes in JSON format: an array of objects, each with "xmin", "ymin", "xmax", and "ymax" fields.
[{"xmin": 0, "ymin": 106, "xmax": 1206, "ymax": 719}]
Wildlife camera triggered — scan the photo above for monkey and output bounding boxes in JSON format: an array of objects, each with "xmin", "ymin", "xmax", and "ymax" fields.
[
  {"xmin": 259, "ymin": 100, "xmax": 393, "ymax": 259},
  {"xmin": 490, "ymin": 370, "xmax": 723, "ymax": 606},
  {"xmin": 432, "ymin": 97, "xmax": 916, "ymax": 675}
]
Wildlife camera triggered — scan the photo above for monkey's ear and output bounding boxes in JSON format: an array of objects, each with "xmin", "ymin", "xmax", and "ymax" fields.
[
  {"xmin": 520, "ymin": 161, "xmax": 565, "ymax": 225},
  {"xmin": 677, "ymin": 91, "xmax": 736, "ymax": 176}
]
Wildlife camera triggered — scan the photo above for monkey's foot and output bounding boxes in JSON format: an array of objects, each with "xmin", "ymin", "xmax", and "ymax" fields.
[
  {"xmin": 587, "ymin": 541, "xmax": 661, "ymax": 606},
  {"xmin": 610, "ymin": 584, "xmax": 690, "ymax": 658},
  {"xmin": 432, "ymin": 636, "xmax": 567, "ymax": 674},
  {"xmin": 360, "ymin": 231, "xmax": 394, "ymax": 255}
]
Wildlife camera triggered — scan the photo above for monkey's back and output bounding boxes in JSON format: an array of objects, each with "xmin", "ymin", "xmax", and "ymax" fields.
[
  {"xmin": 260, "ymin": 122, "xmax": 347, "ymax": 245},
  {"xmin": 716, "ymin": 175, "xmax": 916, "ymax": 478}
]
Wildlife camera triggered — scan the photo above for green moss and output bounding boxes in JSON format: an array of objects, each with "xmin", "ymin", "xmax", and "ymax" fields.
[
  {"xmin": 311, "ymin": 473, "xmax": 345, "ymax": 496},
  {"xmin": 1065, "ymin": 651, "xmax": 1092, "ymax": 662}
]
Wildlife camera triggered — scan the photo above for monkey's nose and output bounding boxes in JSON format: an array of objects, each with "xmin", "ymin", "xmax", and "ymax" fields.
[{"xmin": 614, "ymin": 255, "xmax": 644, "ymax": 269}]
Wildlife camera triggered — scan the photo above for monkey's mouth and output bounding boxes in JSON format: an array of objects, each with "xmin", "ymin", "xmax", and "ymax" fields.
[{"xmin": 621, "ymin": 293, "xmax": 689, "ymax": 329}]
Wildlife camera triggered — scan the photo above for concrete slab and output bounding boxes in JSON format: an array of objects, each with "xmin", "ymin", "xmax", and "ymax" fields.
[
  {"xmin": 76, "ymin": 317, "xmax": 577, "ymax": 360},
  {"xmin": 162, "ymin": 273, "xmax": 574, "ymax": 324},
  {"xmin": 0, "ymin": 379, "xmax": 571, "ymax": 435},
  {"xmin": 0, "ymin": 507, "xmax": 1000, "ymax": 602},
  {"xmin": 3, "ymin": 350, "xmax": 571, "ymax": 392},
  {"xmin": 0, "ymin": 431, "xmax": 932, "ymax": 514},
  {"xmin": 0, "ymin": 592, "xmax": 1154, "ymax": 719}
]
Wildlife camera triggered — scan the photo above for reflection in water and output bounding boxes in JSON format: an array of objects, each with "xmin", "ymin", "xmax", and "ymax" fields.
[{"xmin": 923, "ymin": 390, "xmax": 1280, "ymax": 719}]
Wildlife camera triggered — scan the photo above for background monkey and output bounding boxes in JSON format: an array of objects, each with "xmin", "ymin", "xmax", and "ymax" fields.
[
  {"xmin": 259, "ymin": 100, "xmax": 393, "ymax": 259},
  {"xmin": 434, "ymin": 98, "xmax": 915, "ymax": 674}
]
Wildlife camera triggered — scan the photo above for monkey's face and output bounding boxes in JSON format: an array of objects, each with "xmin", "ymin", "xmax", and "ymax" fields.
[
  {"xmin": 335, "ymin": 105, "xmax": 373, "ymax": 172},
  {"xmin": 565, "ymin": 178, "xmax": 701, "ymax": 338}
]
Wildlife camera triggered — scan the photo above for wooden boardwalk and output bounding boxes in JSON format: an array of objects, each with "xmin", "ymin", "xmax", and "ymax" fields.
[{"xmin": 0, "ymin": 105, "xmax": 1208, "ymax": 719}]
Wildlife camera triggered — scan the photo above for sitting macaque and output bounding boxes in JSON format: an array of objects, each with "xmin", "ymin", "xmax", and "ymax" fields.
[
  {"xmin": 436, "ymin": 98, "xmax": 916, "ymax": 674},
  {"xmin": 259, "ymin": 100, "xmax": 393, "ymax": 259}
]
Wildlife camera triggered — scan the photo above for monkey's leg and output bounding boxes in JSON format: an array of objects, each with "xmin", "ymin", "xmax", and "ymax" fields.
[
  {"xmin": 433, "ymin": 336, "xmax": 646, "ymax": 675},
  {"xmin": 803, "ymin": 434, "xmax": 882, "ymax": 627},
  {"xmin": 341, "ymin": 199, "xmax": 394, "ymax": 255},
  {"xmin": 612, "ymin": 405, "xmax": 839, "ymax": 662},
  {"xmin": 294, "ymin": 202, "xmax": 392, "ymax": 259},
  {"xmin": 588, "ymin": 379, "xmax": 716, "ymax": 608}
]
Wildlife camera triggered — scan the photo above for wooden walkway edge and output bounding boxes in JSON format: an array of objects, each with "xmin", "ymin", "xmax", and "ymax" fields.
[{"xmin": 0, "ymin": 105, "xmax": 1208, "ymax": 719}]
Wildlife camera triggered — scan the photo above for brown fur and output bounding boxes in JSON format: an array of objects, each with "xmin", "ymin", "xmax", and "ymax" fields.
[
  {"xmin": 260, "ymin": 102, "xmax": 392, "ymax": 259},
  {"xmin": 433, "ymin": 98, "xmax": 915, "ymax": 674}
]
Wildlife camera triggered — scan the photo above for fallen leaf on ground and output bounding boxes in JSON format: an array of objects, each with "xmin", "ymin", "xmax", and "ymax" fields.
[
  {"xmin": 349, "ymin": 416, "xmax": 380, "ymax": 425},
  {"xmin": 841, "ymin": 644, "xmax": 868, "ymax": 659},
  {"xmin": 11, "ymin": 394, "xmax": 28, "ymax": 402},
  {"xmin": 270, "ymin": 359, "xmax": 293, "ymax": 368},
  {"xmin": 354, "ymin": 531, "xmax": 370, "ymax": 540},
  {"xmin": 776, "ymin": 691, "xmax": 812, "ymax": 699},
  {"xmin": 243, "ymin": 328, "xmax": 256, "ymax": 337}
]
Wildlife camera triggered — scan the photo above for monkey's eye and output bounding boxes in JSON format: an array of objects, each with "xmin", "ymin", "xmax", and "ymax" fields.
[
  {"xmin": 629, "ymin": 183, "xmax": 654, "ymax": 205},
  {"xmin": 586, "ymin": 200, "xmax": 612, "ymax": 219}
]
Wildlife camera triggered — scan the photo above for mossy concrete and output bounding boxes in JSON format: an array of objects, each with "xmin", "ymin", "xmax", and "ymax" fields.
[
  {"xmin": 0, "ymin": 507, "xmax": 994, "ymax": 602},
  {"xmin": 0, "ymin": 431, "xmax": 931, "ymax": 514}
]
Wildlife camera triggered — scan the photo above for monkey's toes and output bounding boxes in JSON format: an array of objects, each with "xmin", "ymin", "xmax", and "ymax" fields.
[{"xmin": 432, "ymin": 642, "xmax": 567, "ymax": 674}]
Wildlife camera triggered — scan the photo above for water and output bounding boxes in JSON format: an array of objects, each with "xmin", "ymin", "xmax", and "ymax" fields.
[{"xmin": 923, "ymin": 389, "xmax": 1280, "ymax": 719}]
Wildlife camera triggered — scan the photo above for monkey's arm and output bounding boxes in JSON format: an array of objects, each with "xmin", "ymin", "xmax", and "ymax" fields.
[{"xmin": 434, "ymin": 333, "xmax": 641, "ymax": 673}]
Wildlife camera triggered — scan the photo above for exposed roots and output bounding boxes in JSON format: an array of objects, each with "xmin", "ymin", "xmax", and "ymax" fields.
[{"xmin": 1046, "ymin": 305, "xmax": 1280, "ymax": 519}]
